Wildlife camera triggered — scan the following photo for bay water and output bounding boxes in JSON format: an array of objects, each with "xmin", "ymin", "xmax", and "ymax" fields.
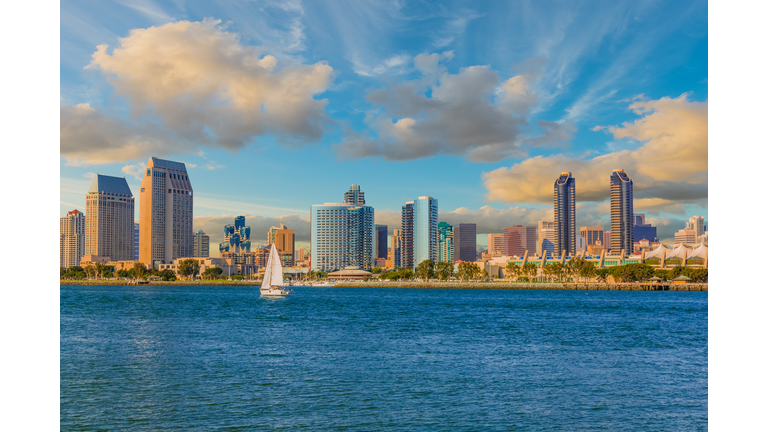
[{"xmin": 61, "ymin": 285, "xmax": 707, "ymax": 430}]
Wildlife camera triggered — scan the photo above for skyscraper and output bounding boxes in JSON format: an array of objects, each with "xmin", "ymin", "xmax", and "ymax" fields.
[
  {"xmin": 86, "ymin": 174, "xmax": 135, "ymax": 261},
  {"xmin": 194, "ymin": 230, "xmax": 210, "ymax": 258},
  {"xmin": 134, "ymin": 223, "xmax": 139, "ymax": 260},
  {"xmin": 580, "ymin": 226, "xmax": 605, "ymax": 246},
  {"xmin": 538, "ymin": 220, "xmax": 555, "ymax": 257},
  {"xmin": 686, "ymin": 216, "xmax": 705, "ymax": 238},
  {"xmin": 374, "ymin": 225, "xmax": 388, "ymax": 259},
  {"xmin": 344, "ymin": 184, "xmax": 365, "ymax": 205},
  {"xmin": 391, "ymin": 228, "xmax": 403, "ymax": 268},
  {"xmin": 60, "ymin": 209, "xmax": 85, "ymax": 268},
  {"xmin": 311, "ymin": 186, "xmax": 374, "ymax": 271},
  {"xmin": 269, "ymin": 224, "xmax": 295, "ymax": 266},
  {"xmin": 453, "ymin": 223, "xmax": 477, "ymax": 262},
  {"xmin": 504, "ymin": 226, "xmax": 536, "ymax": 257},
  {"xmin": 139, "ymin": 157, "xmax": 193, "ymax": 267},
  {"xmin": 633, "ymin": 213, "xmax": 658, "ymax": 242},
  {"xmin": 400, "ymin": 202, "xmax": 414, "ymax": 269},
  {"xmin": 220, "ymin": 216, "xmax": 251, "ymax": 254},
  {"xmin": 554, "ymin": 172, "xmax": 576, "ymax": 256},
  {"xmin": 413, "ymin": 196, "xmax": 438, "ymax": 265},
  {"xmin": 610, "ymin": 169, "xmax": 634, "ymax": 254},
  {"xmin": 487, "ymin": 233, "xmax": 505, "ymax": 255},
  {"xmin": 437, "ymin": 222, "xmax": 454, "ymax": 263}
]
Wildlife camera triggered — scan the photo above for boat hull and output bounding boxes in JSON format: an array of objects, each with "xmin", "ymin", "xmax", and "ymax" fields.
[{"xmin": 260, "ymin": 286, "xmax": 289, "ymax": 297}]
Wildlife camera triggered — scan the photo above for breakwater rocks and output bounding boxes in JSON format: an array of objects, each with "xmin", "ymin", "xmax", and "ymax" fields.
[
  {"xmin": 60, "ymin": 280, "xmax": 260, "ymax": 287},
  {"xmin": 334, "ymin": 281, "xmax": 708, "ymax": 291}
]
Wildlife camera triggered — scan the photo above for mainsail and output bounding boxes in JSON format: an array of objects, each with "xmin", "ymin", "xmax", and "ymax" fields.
[{"xmin": 261, "ymin": 244, "xmax": 284, "ymax": 288}]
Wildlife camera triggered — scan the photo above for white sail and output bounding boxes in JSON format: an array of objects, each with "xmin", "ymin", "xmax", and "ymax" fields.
[{"xmin": 261, "ymin": 244, "xmax": 284, "ymax": 288}]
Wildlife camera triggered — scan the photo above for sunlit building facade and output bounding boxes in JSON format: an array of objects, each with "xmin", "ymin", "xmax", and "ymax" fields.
[
  {"xmin": 86, "ymin": 174, "xmax": 135, "ymax": 261},
  {"xmin": 60, "ymin": 209, "xmax": 85, "ymax": 268},
  {"xmin": 453, "ymin": 223, "xmax": 477, "ymax": 262},
  {"xmin": 610, "ymin": 169, "xmax": 634, "ymax": 254},
  {"xmin": 311, "ymin": 201, "xmax": 374, "ymax": 272},
  {"xmin": 438, "ymin": 222, "xmax": 454, "ymax": 263},
  {"xmin": 220, "ymin": 216, "xmax": 251, "ymax": 254},
  {"xmin": 554, "ymin": 172, "xmax": 576, "ymax": 256},
  {"xmin": 413, "ymin": 196, "xmax": 438, "ymax": 265}
]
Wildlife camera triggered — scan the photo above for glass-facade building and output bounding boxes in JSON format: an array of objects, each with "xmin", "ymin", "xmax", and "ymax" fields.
[
  {"xmin": 413, "ymin": 196, "xmax": 438, "ymax": 265},
  {"xmin": 400, "ymin": 202, "xmax": 414, "ymax": 269},
  {"xmin": 220, "ymin": 215, "xmax": 251, "ymax": 254},
  {"xmin": 437, "ymin": 222, "xmax": 454, "ymax": 263},
  {"xmin": 374, "ymin": 225, "xmax": 388, "ymax": 259},
  {"xmin": 453, "ymin": 223, "xmax": 477, "ymax": 262},
  {"xmin": 311, "ymin": 203, "xmax": 374, "ymax": 271},
  {"xmin": 134, "ymin": 223, "xmax": 139, "ymax": 260},
  {"xmin": 554, "ymin": 172, "xmax": 576, "ymax": 256},
  {"xmin": 610, "ymin": 169, "xmax": 634, "ymax": 253}
]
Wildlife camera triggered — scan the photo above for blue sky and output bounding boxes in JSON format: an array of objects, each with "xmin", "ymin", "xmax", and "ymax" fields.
[{"xmin": 60, "ymin": 0, "xmax": 708, "ymax": 253}]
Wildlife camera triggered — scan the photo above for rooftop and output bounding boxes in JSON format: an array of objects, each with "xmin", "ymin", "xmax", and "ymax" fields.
[{"xmin": 88, "ymin": 174, "xmax": 133, "ymax": 196}]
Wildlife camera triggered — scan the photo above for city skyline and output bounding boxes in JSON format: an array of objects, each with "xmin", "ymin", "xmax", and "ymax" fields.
[{"xmin": 60, "ymin": 1, "xmax": 708, "ymax": 255}]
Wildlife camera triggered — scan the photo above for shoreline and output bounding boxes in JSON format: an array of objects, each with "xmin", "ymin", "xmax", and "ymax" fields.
[{"xmin": 60, "ymin": 280, "xmax": 707, "ymax": 291}]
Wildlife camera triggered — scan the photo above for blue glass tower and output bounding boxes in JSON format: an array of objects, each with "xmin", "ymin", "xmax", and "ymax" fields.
[{"xmin": 413, "ymin": 196, "xmax": 438, "ymax": 265}]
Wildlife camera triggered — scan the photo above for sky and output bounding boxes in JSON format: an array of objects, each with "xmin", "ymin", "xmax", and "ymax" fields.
[{"xmin": 59, "ymin": 0, "xmax": 708, "ymax": 255}]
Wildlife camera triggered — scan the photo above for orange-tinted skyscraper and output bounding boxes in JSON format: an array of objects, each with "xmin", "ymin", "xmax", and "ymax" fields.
[
  {"xmin": 85, "ymin": 175, "xmax": 135, "ymax": 261},
  {"xmin": 610, "ymin": 169, "xmax": 633, "ymax": 254},
  {"xmin": 554, "ymin": 172, "xmax": 576, "ymax": 256},
  {"xmin": 139, "ymin": 157, "xmax": 194, "ymax": 267}
]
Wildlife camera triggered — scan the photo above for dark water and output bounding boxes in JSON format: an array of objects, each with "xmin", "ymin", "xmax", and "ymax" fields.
[{"xmin": 61, "ymin": 285, "xmax": 707, "ymax": 431}]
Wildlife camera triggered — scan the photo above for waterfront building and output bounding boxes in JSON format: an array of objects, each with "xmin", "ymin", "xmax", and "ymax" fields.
[
  {"xmin": 220, "ymin": 216, "xmax": 252, "ymax": 254},
  {"xmin": 538, "ymin": 220, "xmax": 555, "ymax": 257},
  {"xmin": 374, "ymin": 225, "xmax": 388, "ymax": 260},
  {"xmin": 675, "ymin": 228, "xmax": 697, "ymax": 244},
  {"xmin": 343, "ymin": 184, "xmax": 366, "ymax": 205},
  {"xmin": 580, "ymin": 226, "xmax": 605, "ymax": 247},
  {"xmin": 267, "ymin": 223, "xmax": 295, "ymax": 266},
  {"xmin": 487, "ymin": 234, "xmax": 505, "ymax": 256},
  {"xmin": 194, "ymin": 230, "xmax": 210, "ymax": 258},
  {"xmin": 139, "ymin": 157, "xmax": 194, "ymax": 267},
  {"xmin": 267, "ymin": 224, "xmax": 287, "ymax": 245},
  {"xmin": 400, "ymin": 202, "xmax": 414, "ymax": 268},
  {"xmin": 134, "ymin": 223, "xmax": 139, "ymax": 260},
  {"xmin": 686, "ymin": 216, "xmax": 706, "ymax": 238},
  {"xmin": 311, "ymin": 197, "xmax": 374, "ymax": 272},
  {"xmin": 554, "ymin": 172, "xmax": 576, "ymax": 256},
  {"xmin": 604, "ymin": 230, "xmax": 612, "ymax": 253},
  {"xmin": 453, "ymin": 223, "xmax": 477, "ymax": 262},
  {"xmin": 504, "ymin": 226, "xmax": 536, "ymax": 257},
  {"xmin": 296, "ymin": 248, "xmax": 306, "ymax": 261},
  {"xmin": 437, "ymin": 222, "xmax": 454, "ymax": 263},
  {"xmin": 633, "ymin": 213, "xmax": 658, "ymax": 243},
  {"xmin": 587, "ymin": 240, "xmax": 605, "ymax": 256},
  {"xmin": 633, "ymin": 239, "xmax": 660, "ymax": 255},
  {"xmin": 610, "ymin": 169, "xmax": 634, "ymax": 254},
  {"xmin": 391, "ymin": 228, "xmax": 403, "ymax": 268},
  {"xmin": 577, "ymin": 235, "xmax": 587, "ymax": 252},
  {"xmin": 60, "ymin": 209, "xmax": 85, "ymax": 268},
  {"xmin": 86, "ymin": 174, "xmax": 135, "ymax": 261},
  {"xmin": 413, "ymin": 196, "xmax": 438, "ymax": 265}
]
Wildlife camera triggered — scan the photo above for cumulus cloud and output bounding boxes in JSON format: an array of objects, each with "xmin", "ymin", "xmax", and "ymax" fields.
[
  {"xmin": 193, "ymin": 214, "xmax": 311, "ymax": 257},
  {"xmin": 335, "ymin": 54, "xmax": 555, "ymax": 162},
  {"xmin": 61, "ymin": 19, "xmax": 334, "ymax": 165},
  {"xmin": 121, "ymin": 162, "xmax": 147, "ymax": 181},
  {"xmin": 482, "ymin": 94, "xmax": 707, "ymax": 213}
]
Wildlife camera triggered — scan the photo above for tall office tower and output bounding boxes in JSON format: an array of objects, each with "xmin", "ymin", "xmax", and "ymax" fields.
[
  {"xmin": 193, "ymin": 230, "xmax": 210, "ymax": 258},
  {"xmin": 220, "ymin": 216, "xmax": 251, "ymax": 254},
  {"xmin": 391, "ymin": 229, "xmax": 403, "ymax": 267},
  {"xmin": 296, "ymin": 248, "xmax": 306, "ymax": 261},
  {"xmin": 374, "ymin": 225, "xmax": 388, "ymax": 259},
  {"xmin": 675, "ymin": 228, "xmax": 697, "ymax": 244},
  {"xmin": 686, "ymin": 216, "xmax": 705, "ymax": 238},
  {"xmin": 311, "ymin": 200, "xmax": 374, "ymax": 272},
  {"xmin": 437, "ymin": 222, "xmax": 454, "ymax": 263},
  {"xmin": 633, "ymin": 213, "xmax": 658, "ymax": 242},
  {"xmin": 343, "ymin": 184, "xmax": 365, "ymax": 205},
  {"xmin": 504, "ymin": 226, "xmax": 536, "ymax": 257},
  {"xmin": 271, "ymin": 225, "xmax": 295, "ymax": 266},
  {"xmin": 86, "ymin": 174, "xmax": 135, "ymax": 261},
  {"xmin": 610, "ymin": 169, "xmax": 634, "ymax": 254},
  {"xmin": 134, "ymin": 223, "xmax": 139, "ymax": 260},
  {"xmin": 413, "ymin": 196, "xmax": 438, "ymax": 265},
  {"xmin": 139, "ymin": 157, "xmax": 193, "ymax": 267},
  {"xmin": 60, "ymin": 209, "xmax": 85, "ymax": 267},
  {"xmin": 487, "ymin": 234, "xmax": 505, "ymax": 255},
  {"xmin": 453, "ymin": 223, "xmax": 477, "ymax": 262},
  {"xmin": 554, "ymin": 172, "xmax": 576, "ymax": 256},
  {"xmin": 537, "ymin": 220, "xmax": 555, "ymax": 256},
  {"xmin": 580, "ymin": 226, "xmax": 605, "ymax": 246},
  {"xmin": 604, "ymin": 230, "xmax": 612, "ymax": 252},
  {"xmin": 267, "ymin": 224, "xmax": 287, "ymax": 245},
  {"xmin": 401, "ymin": 202, "xmax": 414, "ymax": 269}
]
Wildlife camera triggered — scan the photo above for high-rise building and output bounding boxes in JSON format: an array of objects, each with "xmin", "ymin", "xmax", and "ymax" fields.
[
  {"xmin": 437, "ymin": 222, "xmax": 454, "ymax": 263},
  {"xmin": 554, "ymin": 172, "xmax": 576, "ymax": 256},
  {"xmin": 604, "ymin": 230, "xmax": 612, "ymax": 252},
  {"xmin": 580, "ymin": 226, "xmax": 605, "ymax": 247},
  {"xmin": 413, "ymin": 196, "xmax": 438, "ymax": 265},
  {"xmin": 675, "ymin": 228, "xmax": 697, "ymax": 244},
  {"xmin": 633, "ymin": 213, "xmax": 657, "ymax": 243},
  {"xmin": 453, "ymin": 223, "xmax": 477, "ymax": 262},
  {"xmin": 686, "ymin": 216, "xmax": 705, "ymax": 238},
  {"xmin": 391, "ymin": 228, "xmax": 403, "ymax": 267},
  {"xmin": 296, "ymin": 248, "xmax": 306, "ymax": 261},
  {"xmin": 537, "ymin": 220, "xmax": 555, "ymax": 257},
  {"xmin": 344, "ymin": 184, "xmax": 365, "ymax": 205},
  {"xmin": 487, "ymin": 234, "xmax": 505, "ymax": 255},
  {"xmin": 271, "ymin": 225, "xmax": 295, "ymax": 266},
  {"xmin": 134, "ymin": 223, "xmax": 139, "ymax": 260},
  {"xmin": 221, "ymin": 216, "xmax": 251, "ymax": 254},
  {"xmin": 60, "ymin": 209, "xmax": 85, "ymax": 268},
  {"xmin": 374, "ymin": 225, "xmax": 388, "ymax": 259},
  {"xmin": 610, "ymin": 169, "xmax": 634, "ymax": 254},
  {"xmin": 504, "ymin": 226, "xmax": 536, "ymax": 257},
  {"xmin": 139, "ymin": 157, "xmax": 193, "ymax": 267},
  {"xmin": 86, "ymin": 174, "xmax": 135, "ymax": 261},
  {"xmin": 400, "ymin": 202, "xmax": 414, "ymax": 269},
  {"xmin": 311, "ymin": 187, "xmax": 374, "ymax": 271},
  {"xmin": 194, "ymin": 230, "xmax": 210, "ymax": 258}
]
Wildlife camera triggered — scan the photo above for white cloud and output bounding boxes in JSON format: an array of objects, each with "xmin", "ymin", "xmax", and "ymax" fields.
[
  {"xmin": 83, "ymin": 172, "xmax": 96, "ymax": 179},
  {"xmin": 121, "ymin": 162, "xmax": 147, "ymax": 181},
  {"xmin": 61, "ymin": 19, "xmax": 334, "ymax": 165}
]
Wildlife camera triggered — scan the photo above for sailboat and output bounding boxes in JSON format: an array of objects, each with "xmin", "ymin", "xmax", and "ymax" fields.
[{"xmin": 261, "ymin": 244, "xmax": 289, "ymax": 297}]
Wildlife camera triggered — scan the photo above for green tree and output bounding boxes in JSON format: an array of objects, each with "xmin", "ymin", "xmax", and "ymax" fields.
[
  {"xmin": 158, "ymin": 269, "xmax": 176, "ymax": 281},
  {"xmin": 177, "ymin": 259, "xmax": 201, "ymax": 279},
  {"xmin": 372, "ymin": 267, "xmax": 383, "ymax": 274},
  {"xmin": 435, "ymin": 262, "xmax": 455, "ymax": 280},
  {"xmin": 202, "ymin": 267, "xmax": 224, "ymax": 280},
  {"xmin": 523, "ymin": 262, "xmax": 538, "ymax": 282},
  {"xmin": 456, "ymin": 262, "xmax": 473, "ymax": 281},
  {"xmin": 131, "ymin": 262, "xmax": 148, "ymax": 280},
  {"xmin": 83, "ymin": 264, "xmax": 96, "ymax": 280},
  {"xmin": 116, "ymin": 269, "xmax": 131, "ymax": 278},
  {"xmin": 415, "ymin": 260, "xmax": 435, "ymax": 281},
  {"xmin": 595, "ymin": 268, "xmax": 609, "ymax": 283},
  {"xmin": 579, "ymin": 261, "xmax": 597, "ymax": 282},
  {"xmin": 504, "ymin": 262, "xmax": 521, "ymax": 281}
]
